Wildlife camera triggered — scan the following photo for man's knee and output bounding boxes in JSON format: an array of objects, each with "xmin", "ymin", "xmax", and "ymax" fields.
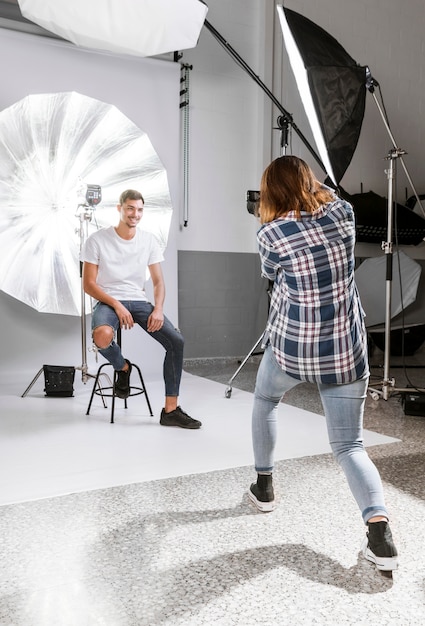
[{"xmin": 93, "ymin": 325, "xmax": 114, "ymax": 350}]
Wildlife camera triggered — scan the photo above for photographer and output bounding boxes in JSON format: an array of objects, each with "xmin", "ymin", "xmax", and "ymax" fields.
[{"xmin": 248, "ymin": 156, "xmax": 398, "ymax": 572}]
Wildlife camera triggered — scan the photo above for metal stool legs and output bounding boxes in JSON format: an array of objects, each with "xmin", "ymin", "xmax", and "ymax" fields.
[{"xmin": 86, "ymin": 360, "xmax": 153, "ymax": 424}]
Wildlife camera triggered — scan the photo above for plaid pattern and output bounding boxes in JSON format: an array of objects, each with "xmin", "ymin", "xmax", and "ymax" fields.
[{"xmin": 258, "ymin": 195, "xmax": 369, "ymax": 384}]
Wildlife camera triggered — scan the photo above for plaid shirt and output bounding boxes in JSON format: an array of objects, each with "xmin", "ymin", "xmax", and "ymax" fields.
[{"xmin": 258, "ymin": 194, "xmax": 369, "ymax": 384}]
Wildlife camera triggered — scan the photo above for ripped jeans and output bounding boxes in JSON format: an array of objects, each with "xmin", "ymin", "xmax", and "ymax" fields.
[{"xmin": 91, "ymin": 301, "xmax": 184, "ymax": 397}]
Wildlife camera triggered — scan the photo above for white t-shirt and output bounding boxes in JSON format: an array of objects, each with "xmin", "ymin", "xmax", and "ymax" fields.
[{"xmin": 81, "ymin": 226, "xmax": 164, "ymax": 302}]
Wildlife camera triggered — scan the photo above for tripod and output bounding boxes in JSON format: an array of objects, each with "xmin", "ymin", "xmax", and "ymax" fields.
[
  {"xmin": 224, "ymin": 331, "xmax": 265, "ymax": 398},
  {"xmin": 224, "ymin": 280, "xmax": 273, "ymax": 399}
]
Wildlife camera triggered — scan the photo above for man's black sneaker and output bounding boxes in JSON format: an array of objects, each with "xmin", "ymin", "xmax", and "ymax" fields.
[
  {"xmin": 248, "ymin": 474, "xmax": 275, "ymax": 512},
  {"xmin": 160, "ymin": 406, "xmax": 202, "ymax": 429},
  {"xmin": 362, "ymin": 520, "xmax": 398, "ymax": 571},
  {"xmin": 114, "ymin": 359, "xmax": 132, "ymax": 399}
]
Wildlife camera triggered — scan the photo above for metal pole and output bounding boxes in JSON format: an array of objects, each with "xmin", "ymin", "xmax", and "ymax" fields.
[
  {"xmin": 76, "ymin": 204, "xmax": 94, "ymax": 384},
  {"xmin": 203, "ymin": 19, "xmax": 326, "ymax": 176},
  {"xmin": 370, "ymin": 90, "xmax": 425, "ymax": 220},
  {"xmin": 381, "ymin": 153, "xmax": 396, "ymax": 400}
]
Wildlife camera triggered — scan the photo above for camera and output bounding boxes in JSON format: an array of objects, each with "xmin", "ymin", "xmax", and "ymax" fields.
[
  {"xmin": 85, "ymin": 184, "xmax": 102, "ymax": 207},
  {"xmin": 247, "ymin": 189, "xmax": 260, "ymax": 216}
]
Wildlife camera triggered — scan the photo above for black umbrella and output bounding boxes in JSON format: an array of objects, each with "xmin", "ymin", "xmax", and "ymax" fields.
[{"xmin": 277, "ymin": 6, "xmax": 367, "ymax": 185}]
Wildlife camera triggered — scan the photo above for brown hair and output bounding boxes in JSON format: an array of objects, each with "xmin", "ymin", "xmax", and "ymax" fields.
[
  {"xmin": 259, "ymin": 156, "xmax": 335, "ymax": 224},
  {"xmin": 119, "ymin": 189, "xmax": 145, "ymax": 205}
]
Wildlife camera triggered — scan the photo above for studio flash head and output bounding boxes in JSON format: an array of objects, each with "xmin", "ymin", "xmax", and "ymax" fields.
[
  {"xmin": 247, "ymin": 190, "xmax": 260, "ymax": 216},
  {"xmin": 85, "ymin": 184, "xmax": 102, "ymax": 207}
]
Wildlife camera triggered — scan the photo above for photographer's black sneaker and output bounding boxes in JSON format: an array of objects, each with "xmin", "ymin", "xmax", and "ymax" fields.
[
  {"xmin": 248, "ymin": 474, "xmax": 275, "ymax": 512},
  {"xmin": 160, "ymin": 406, "xmax": 202, "ymax": 429},
  {"xmin": 114, "ymin": 360, "xmax": 132, "ymax": 399},
  {"xmin": 362, "ymin": 520, "xmax": 398, "ymax": 571}
]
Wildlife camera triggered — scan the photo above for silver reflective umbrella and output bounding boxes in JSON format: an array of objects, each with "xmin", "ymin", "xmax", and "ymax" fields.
[{"xmin": 0, "ymin": 91, "xmax": 172, "ymax": 316}]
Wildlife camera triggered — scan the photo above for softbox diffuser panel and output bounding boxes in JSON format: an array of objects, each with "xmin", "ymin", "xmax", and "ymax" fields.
[{"xmin": 17, "ymin": 0, "xmax": 208, "ymax": 57}]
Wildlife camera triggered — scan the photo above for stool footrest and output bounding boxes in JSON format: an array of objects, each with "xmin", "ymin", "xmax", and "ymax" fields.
[{"xmin": 86, "ymin": 361, "xmax": 153, "ymax": 423}]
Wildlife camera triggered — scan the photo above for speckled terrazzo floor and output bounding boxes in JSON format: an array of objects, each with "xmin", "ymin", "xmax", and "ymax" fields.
[
  {"xmin": 1, "ymin": 345, "xmax": 425, "ymax": 625},
  {"xmin": 0, "ymin": 453, "xmax": 424, "ymax": 625}
]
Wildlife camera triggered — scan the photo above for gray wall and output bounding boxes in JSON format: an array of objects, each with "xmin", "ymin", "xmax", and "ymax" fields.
[{"xmin": 178, "ymin": 251, "xmax": 269, "ymax": 358}]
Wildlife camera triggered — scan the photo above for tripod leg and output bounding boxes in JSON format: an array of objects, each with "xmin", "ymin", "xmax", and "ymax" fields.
[
  {"xmin": 21, "ymin": 367, "xmax": 44, "ymax": 397},
  {"xmin": 225, "ymin": 332, "xmax": 265, "ymax": 398}
]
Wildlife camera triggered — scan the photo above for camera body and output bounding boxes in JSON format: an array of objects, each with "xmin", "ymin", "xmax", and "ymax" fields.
[{"xmin": 247, "ymin": 190, "xmax": 260, "ymax": 216}]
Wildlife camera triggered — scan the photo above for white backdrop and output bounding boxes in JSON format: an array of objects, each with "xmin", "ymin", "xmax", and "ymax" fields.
[{"xmin": 0, "ymin": 27, "xmax": 181, "ymax": 389}]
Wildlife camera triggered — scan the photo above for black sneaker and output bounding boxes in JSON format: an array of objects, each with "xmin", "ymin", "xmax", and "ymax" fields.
[
  {"xmin": 160, "ymin": 406, "xmax": 202, "ymax": 429},
  {"xmin": 114, "ymin": 360, "xmax": 132, "ymax": 399},
  {"xmin": 248, "ymin": 474, "xmax": 275, "ymax": 512},
  {"xmin": 362, "ymin": 520, "xmax": 398, "ymax": 571}
]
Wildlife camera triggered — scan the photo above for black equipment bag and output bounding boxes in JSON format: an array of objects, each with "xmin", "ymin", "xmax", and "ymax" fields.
[{"xmin": 43, "ymin": 365, "xmax": 75, "ymax": 397}]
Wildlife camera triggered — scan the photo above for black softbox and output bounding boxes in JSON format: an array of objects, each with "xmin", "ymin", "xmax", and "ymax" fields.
[{"xmin": 278, "ymin": 7, "xmax": 367, "ymax": 185}]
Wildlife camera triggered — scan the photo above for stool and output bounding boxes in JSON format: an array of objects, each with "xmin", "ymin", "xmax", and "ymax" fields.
[{"xmin": 85, "ymin": 328, "xmax": 153, "ymax": 423}]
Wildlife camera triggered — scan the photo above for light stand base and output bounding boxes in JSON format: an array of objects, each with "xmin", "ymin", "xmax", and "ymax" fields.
[
  {"xmin": 21, "ymin": 367, "xmax": 44, "ymax": 397},
  {"xmin": 21, "ymin": 365, "xmax": 95, "ymax": 397},
  {"xmin": 369, "ymin": 383, "xmax": 425, "ymax": 399},
  {"xmin": 368, "ymin": 375, "xmax": 425, "ymax": 402}
]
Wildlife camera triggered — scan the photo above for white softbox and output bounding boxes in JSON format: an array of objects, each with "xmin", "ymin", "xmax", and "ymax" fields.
[{"xmin": 18, "ymin": 0, "xmax": 208, "ymax": 57}]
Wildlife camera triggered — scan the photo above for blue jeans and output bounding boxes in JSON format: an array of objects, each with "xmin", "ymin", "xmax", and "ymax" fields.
[
  {"xmin": 91, "ymin": 301, "xmax": 184, "ymax": 397},
  {"xmin": 252, "ymin": 345, "xmax": 388, "ymax": 523}
]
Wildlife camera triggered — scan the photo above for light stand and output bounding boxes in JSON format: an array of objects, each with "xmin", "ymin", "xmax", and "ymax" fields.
[
  {"xmin": 367, "ymin": 148, "xmax": 402, "ymax": 400},
  {"xmin": 75, "ymin": 183, "xmax": 102, "ymax": 383},
  {"xmin": 21, "ymin": 185, "xmax": 101, "ymax": 396},
  {"xmin": 75, "ymin": 203, "xmax": 94, "ymax": 384},
  {"xmin": 366, "ymin": 76, "xmax": 425, "ymax": 400}
]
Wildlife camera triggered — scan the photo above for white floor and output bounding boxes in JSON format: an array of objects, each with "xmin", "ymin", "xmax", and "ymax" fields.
[{"xmin": 0, "ymin": 371, "xmax": 399, "ymax": 505}]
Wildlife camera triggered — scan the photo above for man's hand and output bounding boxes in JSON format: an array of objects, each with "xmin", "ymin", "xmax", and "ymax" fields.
[
  {"xmin": 114, "ymin": 302, "xmax": 134, "ymax": 330},
  {"xmin": 147, "ymin": 307, "xmax": 164, "ymax": 333}
]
